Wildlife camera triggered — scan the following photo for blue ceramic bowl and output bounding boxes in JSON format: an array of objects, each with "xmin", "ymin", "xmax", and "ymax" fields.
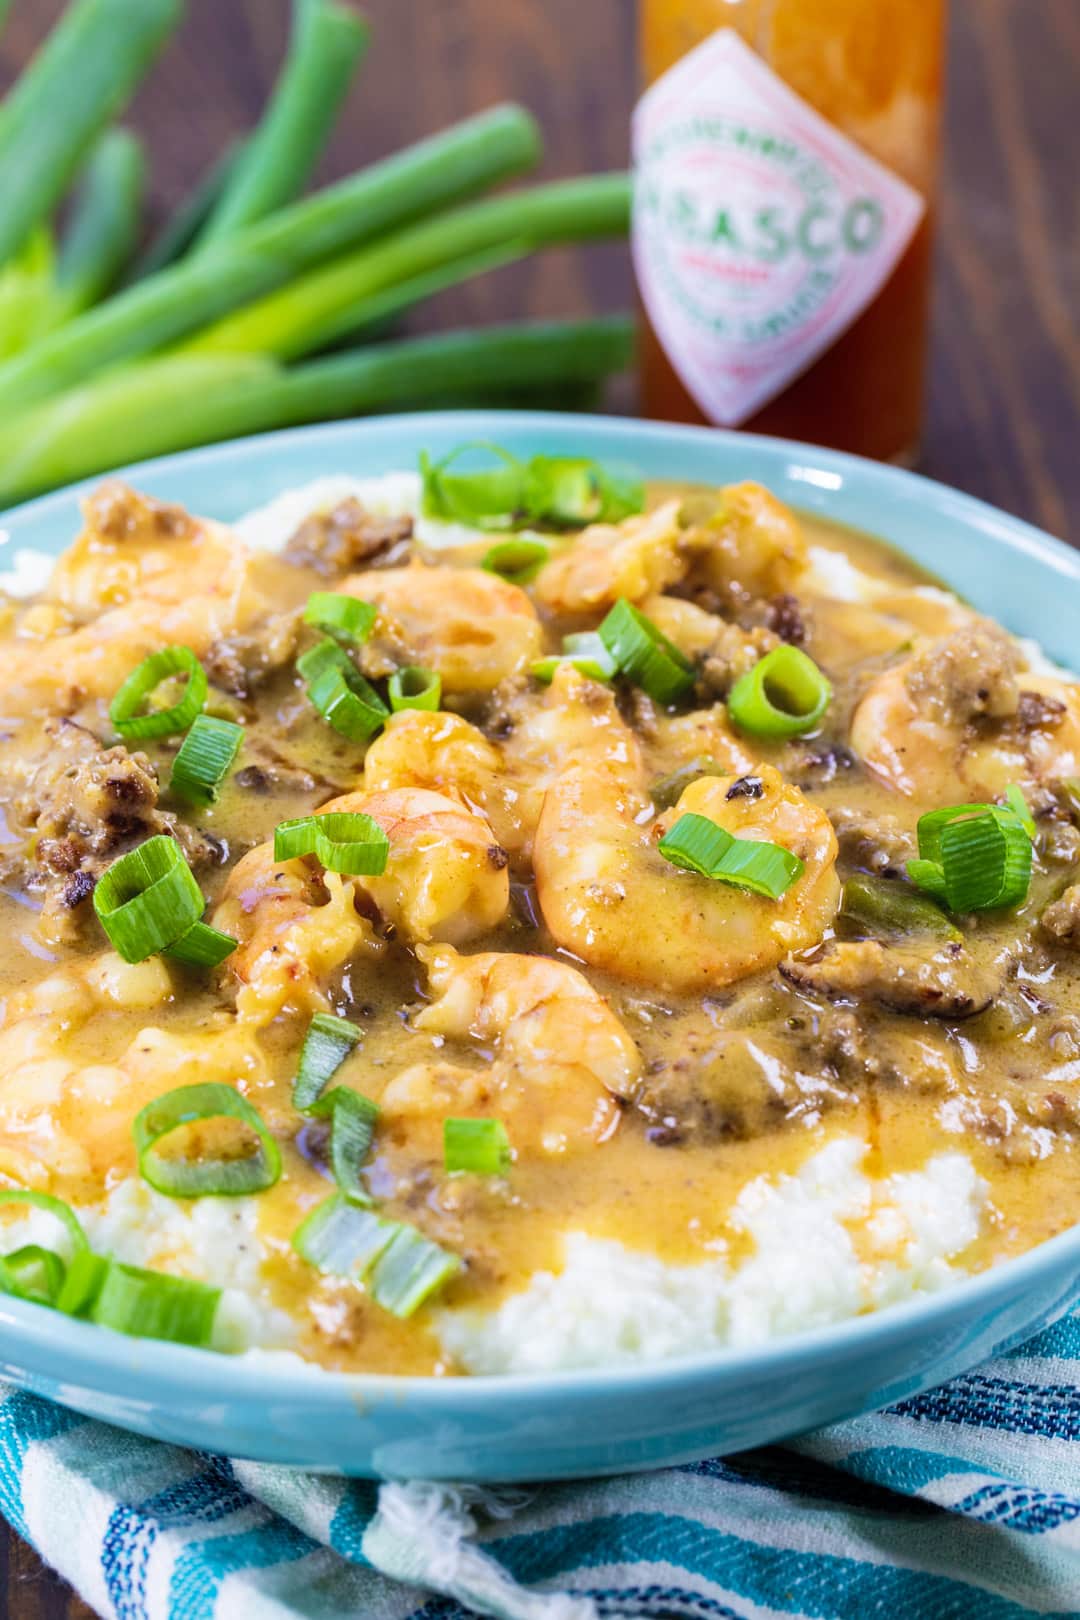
[{"xmin": 2, "ymin": 411, "xmax": 1079, "ymax": 1481}]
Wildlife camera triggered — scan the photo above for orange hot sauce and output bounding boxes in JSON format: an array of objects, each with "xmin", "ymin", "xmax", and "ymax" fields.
[{"xmin": 637, "ymin": 0, "xmax": 947, "ymax": 463}]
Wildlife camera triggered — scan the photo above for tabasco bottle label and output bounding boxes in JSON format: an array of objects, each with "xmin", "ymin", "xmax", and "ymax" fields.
[{"xmin": 633, "ymin": 29, "xmax": 926, "ymax": 427}]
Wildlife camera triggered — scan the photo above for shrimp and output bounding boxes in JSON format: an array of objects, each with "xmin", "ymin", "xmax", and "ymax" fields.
[
  {"xmin": 363, "ymin": 711, "xmax": 530, "ymax": 859},
  {"xmin": 532, "ymin": 500, "xmax": 685, "ymax": 614},
  {"xmin": 685, "ymin": 481, "xmax": 808, "ymax": 601},
  {"xmin": 0, "ymin": 952, "xmax": 259, "ymax": 1189},
  {"xmin": 214, "ymin": 787, "xmax": 508, "ymax": 1025},
  {"xmin": 534, "ymin": 688, "xmax": 840, "ymax": 995},
  {"xmin": 339, "ymin": 562, "xmax": 543, "ymax": 695},
  {"xmin": 320, "ymin": 788, "xmax": 510, "ymax": 945},
  {"xmin": 213, "ymin": 842, "xmax": 381, "ymax": 1027},
  {"xmin": 380, "ymin": 944, "xmax": 640, "ymax": 1155},
  {"xmin": 362, "ymin": 669, "xmax": 639, "ymax": 862},
  {"xmin": 4, "ymin": 483, "xmax": 277, "ymax": 719},
  {"xmin": 850, "ymin": 622, "xmax": 1080, "ymax": 799}
]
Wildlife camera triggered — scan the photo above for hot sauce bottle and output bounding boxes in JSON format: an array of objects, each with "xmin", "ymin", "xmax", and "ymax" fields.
[{"xmin": 636, "ymin": 0, "xmax": 947, "ymax": 462}]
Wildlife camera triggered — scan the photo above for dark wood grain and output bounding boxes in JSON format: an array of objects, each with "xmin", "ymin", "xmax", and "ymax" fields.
[{"xmin": 0, "ymin": 0, "xmax": 1077, "ymax": 1613}]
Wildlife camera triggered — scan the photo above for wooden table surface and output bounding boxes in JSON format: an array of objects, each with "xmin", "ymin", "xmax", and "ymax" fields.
[{"xmin": 1, "ymin": 0, "xmax": 1078, "ymax": 1613}]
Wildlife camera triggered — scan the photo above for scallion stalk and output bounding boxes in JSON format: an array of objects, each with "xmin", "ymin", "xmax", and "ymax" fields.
[
  {"xmin": 196, "ymin": 0, "xmax": 370, "ymax": 250},
  {"xmin": 0, "ymin": 319, "xmax": 634, "ymax": 504},
  {"xmin": 183, "ymin": 172, "xmax": 631, "ymax": 361},
  {"xmin": 55, "ymin": 129, "xmax": 145, "ymax": 316},
  {"xmin": 0, "ymin": 104, "xmax": 541, "ymax": 413},
  {"xmin": 0, "ymin": 0, "xmax": 178, "ymax": 269}
]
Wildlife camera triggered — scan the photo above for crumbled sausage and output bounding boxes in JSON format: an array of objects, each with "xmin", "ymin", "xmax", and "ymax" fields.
[
  {"xmin": 903, "ymin": 623, "xmax": 1021, "ymax": 724},
  {"xmin": 203, "ymin": 611, "xmax": 300, "ymax": 699},
  {"xmin": 82, "ymin": 481, "xmax": 195, "ymax": 543},
  {"xmin": 1041, "ymin": 883, "xmax": 1080, "ymax": 948},
  {"xmin": 283, "ymin": 499, "xmax": 414, "ymax": 577},
  {"xmin": 1016, "ymin": 689, "xmax": 1067, "ymax": 731},
  {"xmin": 696, "ymin": 622, "xmax": 777, "ymax": 699},
  {"xmin": 766, "ymin": 592, "xmax": 807, "ymax": 646},
  {"xmin": 828, "ymin": 804, "xmax": 916, "ymax": 875},
  {"xmin": 3, "ymin": 719, "xmax": 212, "ymax": 942}
]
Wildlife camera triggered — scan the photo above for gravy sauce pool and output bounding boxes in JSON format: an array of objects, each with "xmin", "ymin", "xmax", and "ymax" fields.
[{"xmin": 1, "ymin": 475, "xmax": 1078, "ymax": 1375}]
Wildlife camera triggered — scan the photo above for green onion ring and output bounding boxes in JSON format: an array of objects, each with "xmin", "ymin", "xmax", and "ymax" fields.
[
  {"xmin": 93, "ymin": 835, "xmax": 204, "ymax": 963},
  {"xmin": 481, "ymin": 537, "xmax": 550, "ymax": 584},
  {"xmin": 273, "ymin": 812, "xmax": 390, "ymax": 876},
  {"xmin": 87, "ymin": 1260, "xmax": 221, "ymax": 1347},
  {"xmin": 598, "ymin": 599, "xmax": 695, "ymax": 705},
  {"xmin": 292, "ymin": 1194, "xmax": 461, "ymax": 1318},
  {"xmin": 169, "ymin": 714, "xmax": 244, "ymax": 806},
  {"xmin": 304, "ymin": 592, "xmax": 378, "ymax": 646},
  {"xmin": 388, "ymin": 666, "xmax": 441, "ymax": 712},
  {"xmin": 907, "ymin": 791, "xmax": 1034, "ymax": 913},
  {"xmin": 109, "ymin": 645, "xmax": 208, "ymax": 740},
  {"xmin": 444, "ymin": 1117, "xmax": 512, "ymax": 1176},
  {"xmin": 133, "ymin": 1081, "xmax": 282, "ymax": 1198},
  {"xmin": 307, "ymin": 664, "xmax": 388, "ymax": 743},
  {"xmin": 293, "ymin": 1012, "xmax": 363, "ymax": 1112},
  {"xmin": 296, "ymin": 636, "xmax": 353, "ymax": 684},
  {"xmin": 726, "ymin": 646, "xmax": 831, "ymax": 740},
  {"xmin": 658, "ymin": 812, "xmax": 805, "ymax": 900},
  {"xmin": 421, "ymin": 441, "xmax": 528, "ymax": 532}
]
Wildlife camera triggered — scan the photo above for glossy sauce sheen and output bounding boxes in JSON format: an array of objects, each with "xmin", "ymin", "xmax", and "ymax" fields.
[{"xmin": 0, "ymin": 477, "xmax": 1078, "ymax": 1376}]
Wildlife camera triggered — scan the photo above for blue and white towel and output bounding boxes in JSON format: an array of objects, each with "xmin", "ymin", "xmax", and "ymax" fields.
[{"xmin": 5, "ymin": 1305, "xmax": 1080, "ymax": 1619}]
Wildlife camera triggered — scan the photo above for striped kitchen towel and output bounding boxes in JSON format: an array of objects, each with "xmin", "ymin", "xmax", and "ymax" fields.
[{"xmin": 4, "ymin": 1306, "xmax": 1080, "ymax": 1619}]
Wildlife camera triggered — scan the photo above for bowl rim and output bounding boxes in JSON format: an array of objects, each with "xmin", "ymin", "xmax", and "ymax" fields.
[{"xmin": 2, "ymin": 406, "xmax": 1078, "ymax": 1405}]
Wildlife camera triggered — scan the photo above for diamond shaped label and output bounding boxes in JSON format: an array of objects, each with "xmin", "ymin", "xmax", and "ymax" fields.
[{"xmin": 633, "ymin": 29, "xmax": 926, "ymax": 426}]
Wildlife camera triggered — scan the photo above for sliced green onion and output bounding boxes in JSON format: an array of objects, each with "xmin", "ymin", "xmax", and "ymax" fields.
[
  {"xmin": 93, "ymin": 835, "xmax": 203, "ymax": 961},
  {"xmin": 293, "ymin": 1012, "xmax": 363, "ymax": 1111},
  {"xmin": 313, "ymin": 1086, "xmax": 379, "ymax": 1206},
  {"xmin": 169, "ymin": 714, "xmax": 244, "ymax": 806},
  {"xmin": 444, "ymin": 1117, "xmax": 511, "ymax": 1176},
  {"xmin": 308, "ymin": 663, "xmax": 389, "ymax": 743},
  {"xmin": 531, "ymin": 631, "xmax": 618, "ymax": 684},
  {"xmin": 109, "ymin": 644, "xmax": 207, "ymax": 739},
  {"xmin": 481, "ymin": 536, "xmax": 550, "ymax": 584},
  {"xmin": 3, "ymin": 1245, "xmax": 66, "ymax": 1306},
  {"xmin": 1004, "ymin": 784, "xmax": 1037, "ymax": 840},
  {"xmin": 56, "ymin": 1249, "xmax": 110, "ymax": 1316},
  {"xmin": 726, "ymin": 646, "xmax": 831, "ymax": 739},
  {"xmin": 292, "ymin": 1015, "xmax": 376, "ymax": 1201},
  {"xmin": 296, "ymin": 636, "xmax": 353, "ymax": 684},
  {"xmin": 88, "ymin": 1260, "xmax": 220, "ymax": 1347},
  {"xmin": 165, "ymin": 919, "xmax": 238, "ymax": 968},
  {"xmin": 0, "ymin": 1187, "xmax": 89, "ymax": 1306},
  {"xmin": 710, "ymin": 838, "xmax": 805, "ymax": 900},
  {"xmin": 657, "ymin": 812, "xmax": 734, "ymax": 879},
  {"xmin": 658, "ymin": 812, "xmax": 804, "ymax": 900},
  {"xmin": 649, "ymin": 756, "xmax": 725, "ymax": 811},
  {"xmin": 907, "ymin": 794, "xmax": 1034, "ymax": 913},
  {"xmin": 0, "ymin": 1188, "xmax": 90, "ymax": 1255},
  {"xmin": 388, "ymin": 666, "xmax": 441, "ymax": 712},
  {"xmin": 598, "ymin": 599, "xmax": 694, "ymax": 705},
  {"xmin": 368, "ymin": 1224, "xmax": 462, "ymax": 1318},
  {"xmin": 525, "ymin": 455, "xmax": 644, "ymax": 528},
  {"xmin": 134, "ymin": 1081, "xmax": 282, "ymax": 1198},
  {"xmin": 839, "ymin": 874, "xmax": 960, "ymax": 941},
  {"xmin": 273, "ymin": 811, "xmax": 390, "ymax": 876},
  {"xmin": 421, "ymin": 443, "xmax": 645, "ymax": 533},
  {"xmin": 420, "ymin": 440, "xmax": 527, "ymax": 532},
  {"xmin": 304, "ymin": 591, "xmax": 377, "ymax": 645},
  {"xmin": 293, "ymin": 1193, "xmax": 461, "ymax": 1317}
]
